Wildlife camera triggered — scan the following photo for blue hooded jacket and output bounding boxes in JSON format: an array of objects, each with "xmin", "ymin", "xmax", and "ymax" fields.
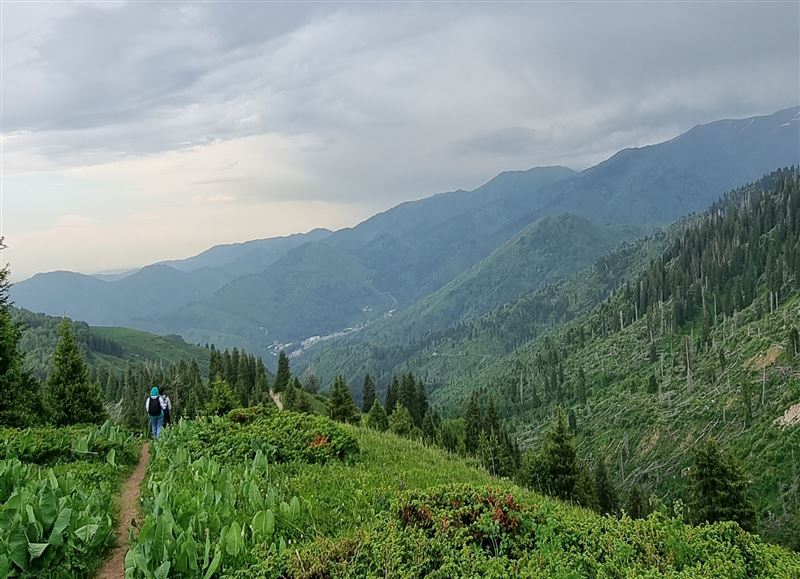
[{"xmin": 147, "ymin": 387, "xmax": 163, "ymax": 417}]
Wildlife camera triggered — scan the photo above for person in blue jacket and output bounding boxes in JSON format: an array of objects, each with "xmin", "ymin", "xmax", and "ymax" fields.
[{"xmin": 145, "ymin": 386, "xmax": 166, "ymax": 438}]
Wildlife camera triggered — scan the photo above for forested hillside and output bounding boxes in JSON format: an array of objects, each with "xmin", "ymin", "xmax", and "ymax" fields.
[
  {"xmin": 11, "ymin": 308, "xmax": 211, "ymax": 384},
  {"xmin": 451, "ymin": 168, "xmax": 800, "ymax": 545},
  {"xmin": 306, "ymin": 220, "xmax": 671, "ymax": 391}
]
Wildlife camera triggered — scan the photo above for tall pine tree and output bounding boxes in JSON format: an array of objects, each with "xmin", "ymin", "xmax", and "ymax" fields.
[
  {"xmin": 688, "ymin": 438, "xmax": 756, "ymax": 531},
  {"xmin": 44, "ymin": 319, "xmax": 105, "ymax": 425},
  {"xmin": 464, "ymin": 391, "xmax": 482, "ymax": 454},
  {"xmin": 273, "ymin": 350, "xmax": 291, "ymax": 392},
  {"xmin": 0, "ymin": 260, "xmax": 43, "ymax": 427},
  {"xmin": 366, "ymin": 400, "xmax": 389, "ymax": 431},
  {"xmin": 361, "ymin": 373, "xmax": 376, "ymax": 413},
  {"xmin": 328, "ymin": 375, "xmax": 359, "ymax": 424},
  {"xmin": 522, "ymin": 410, "xmax": 582, "ymax": 503},
  {"xmin": 594, "ymin": 459, "xmax": 618, "ymax": 515},
  {"xmin": 385, "ymin": 375, "xmax": 399, "ymax": 415}
]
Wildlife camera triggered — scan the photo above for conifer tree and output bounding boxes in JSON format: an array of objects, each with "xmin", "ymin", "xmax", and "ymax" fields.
[
  {"xmin": 389, "ymin": 404, "xmax": 414, "ymax": 437},
  {"xmin": 567, "ymin": 408, "xmax": 578, "ymax": 433},
  {"xmin": 187, "ymin": 359, "xmax": 205, "ymax": 418},
  {"xmin": 208, "ymin": 349, "xmax": 222, "ymax": 381},
  {"xmin": 385, "ymin": 375, "xmax": 399, "ymax": 415},
  {"xmin": 788, "ymin": 327, "xmax": 799, "ymax": 357},
  {"xmin": 0, "ymin": 261, "xmax": 43, "ymax": 427},
  {"xmin": 415, "ymin": 378, "xmax": 429, "ymax": 426},
  {"xmin": 421, "ymin": 408, "xmax": 440, "ymax": 442},
  {"xmin": 577, "ymin": 366, "xmax": 588, "ymax": 405},
  {"xmin": 273, "ymin": 350, "xmax": 291, "ymax": 392},
  {"xmin": 205, "ymin": 376, "xmax": 240, "ymax": 416},
  {"xmin": 253, "ymin": 361, "xmax": 268, "ymax": 405},
  {"xmin": 464, "ymin": 391, "xmax": 482, "ymax": 454},
  {"xmin": 294, "ymin": 389, "xmax": 312, "ymax": 413},
  {"xmin": 399, "ymin": 373, "xmax": 418, "ymax": 423},
  {"xmin": 525, "ymin": 410, "xmax": 581, "ymax": 503},
  {"xmin": 304, "ymin": 372, "xmax": 320, "ymax": 395},
  {"xmin": 625, "ymin": 484, "xmax": 647, "ymax": 519},
  {"xmin": 484, "ymin": 397, "xmax": 501, "ymax": 437},
  {"xmin": 283, "ymin": 379, "xmax": 297, "ymax": 410},
  {"xmin": 366, "ymin": 400, "xmax": 389, "ymax": 431},
  {"xmin": 328, "ymin": 375, "xmax": 359, "ymax": 424},
  {"xmin": 688, "ymin": 438, "xmax": 756, "ymax": 531},
  {"xmin": 235, "ymin": 354, "xmax": 251, "ymax": 406},
  {"xmin": 647, "ymin": 373, "xmax": 658, "ymax": 394},
  {"xmin": 361, "ymin": 373, "xmax": 376, "ymax": 413},
  {"xmin": 44, "ymin": 319, "xmax": 105, "ymax": 425},
  {"xmin": 594, "ymin": 459, "xmax": 619, "ymax": 515},
  {"xmin": 438, "ymin": 419, "xmax": 463, "ymax": 453}
]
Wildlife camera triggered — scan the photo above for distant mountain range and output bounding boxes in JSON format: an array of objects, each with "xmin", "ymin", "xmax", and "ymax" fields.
[{"xmin": 12, "ymin": 106, "xmax": 800, "ymax": 364}]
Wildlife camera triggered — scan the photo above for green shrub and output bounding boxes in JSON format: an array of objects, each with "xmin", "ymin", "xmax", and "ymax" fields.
[
  {"xmin": 279, "ymin": 484, "xmax": 800, "ymax": 578},
  {"xmin": 159, "ymin": 411, "xmax": 359, "ymax": 465}
]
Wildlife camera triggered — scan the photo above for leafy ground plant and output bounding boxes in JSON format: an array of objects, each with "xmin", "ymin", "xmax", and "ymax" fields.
[
  {"xmin": 0, "ymin": 422, "xmax": 140, "ymax": 578},
  {"xmin": 0, "ymin": 459, "xmax": 117, "ymax": 578},
  {"xmin": 1, "ymin": 420, "xmax": 138, "ymax": 465},
  {"xmin": 126, "ymin": 410, "xmax": 349, "ymax": 578}
]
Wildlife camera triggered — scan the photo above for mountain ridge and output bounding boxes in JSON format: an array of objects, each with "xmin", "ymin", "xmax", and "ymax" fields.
[{"xmin": 11, "ymin": 107, "xmax": 800, "ymax": 361}]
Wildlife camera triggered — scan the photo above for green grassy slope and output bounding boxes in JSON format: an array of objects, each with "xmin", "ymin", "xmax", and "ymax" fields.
[
  {"xmin": 127, "ymin": 409, "xmax": 800, "ymax": 577},
  {"xmin": 271, "ymin": 426, "xmax": 799, "ymax": 578},
  {"xmin": 90, "ymin": 325, "xmax": 211, "ymax": 367},
  {"xmin": 13, "ymin": 308, "xmax": 211, "ymax": 381}
]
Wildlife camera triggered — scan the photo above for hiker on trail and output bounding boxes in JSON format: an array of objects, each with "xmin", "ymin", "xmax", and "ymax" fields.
[
  {"xmin": 160, "ymin": 390, "xmax": 173, "ymax": 427},
  {"xmin": 146, "ymin": 387, "xmax": 166, "ymax": 438}
]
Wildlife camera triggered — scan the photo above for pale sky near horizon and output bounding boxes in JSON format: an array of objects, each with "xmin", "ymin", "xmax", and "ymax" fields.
[{"xmin": 2, "ymin": 1, "xmax": 798, "ymax": 281}]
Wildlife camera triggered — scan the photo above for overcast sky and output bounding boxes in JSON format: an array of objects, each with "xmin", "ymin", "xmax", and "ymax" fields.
[{"xmin": 2, "ymin": 1, "xmax": 798, "ymax": 280}]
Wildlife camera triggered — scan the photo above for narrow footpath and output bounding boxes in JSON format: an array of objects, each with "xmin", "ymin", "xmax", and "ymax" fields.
[{"xmin": 97, "ymin": 442, "xmax": 150, "ymax": 579}]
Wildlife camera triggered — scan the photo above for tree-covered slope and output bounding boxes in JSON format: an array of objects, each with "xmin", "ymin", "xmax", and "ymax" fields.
[
  {"xmin": 12, "ymin": 308, "xmax": 211, "ymax": 383},
  {"xmin": 366, "ymin": 215, "xmax": 643, "ymax": 342},
  {"xmin": 454, "ymin": 168, "xmax": 800, "ymax": 545},
  {"xmin": 303, "ymin": 221, "xmax": 669, "ymax": 392}
]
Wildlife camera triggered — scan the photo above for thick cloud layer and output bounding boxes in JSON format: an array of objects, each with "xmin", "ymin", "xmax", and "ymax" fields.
[{"xmin": 2, "ymin": 2, "xmax": 798, "ymax": 279}]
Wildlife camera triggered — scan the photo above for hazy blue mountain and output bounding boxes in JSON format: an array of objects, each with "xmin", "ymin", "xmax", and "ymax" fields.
[
  {"xmin": 137, "ymin": 166, "xmax": 579, "ymax": 352},
  {"xmin": 327, "ymin": 166, "xmax": 577, "ymax": 303},
  {"xmin": 11, "ymin": 228, "xmax": 332, "ymax": 326},
  {"xmin": 157, "ymin": 228, "xmax": 333, "ymax": 276},
  {"xmin": 541, "ymin": 106, "xmax": 800, "ymax": 225},
  {"xmin": 12, "ymin": 264, "xmax": 234, "ymax": 326},
  {"xmin": 147, "ymin": 241, "xmax": 397, "ymax": 351}
]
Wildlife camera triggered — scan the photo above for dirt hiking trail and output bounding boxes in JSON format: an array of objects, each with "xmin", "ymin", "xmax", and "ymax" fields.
[{"xmin": 97, "ymin": 442, "xmax": 150, "ymax": 579}]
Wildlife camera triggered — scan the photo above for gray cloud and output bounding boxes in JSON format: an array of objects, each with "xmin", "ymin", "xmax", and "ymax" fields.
[{"xmin": 3, "ymin": 1, "xmax": 799, "ymax": 206}]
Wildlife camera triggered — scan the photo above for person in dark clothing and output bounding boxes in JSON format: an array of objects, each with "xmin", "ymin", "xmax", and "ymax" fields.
[
  {"xmin": 160, "ymin": 390, "xmax": 173, "ymax": 427},
  {"xmin": 146, "ymin": 386, "xmax": 166, "ymax": 438}
]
